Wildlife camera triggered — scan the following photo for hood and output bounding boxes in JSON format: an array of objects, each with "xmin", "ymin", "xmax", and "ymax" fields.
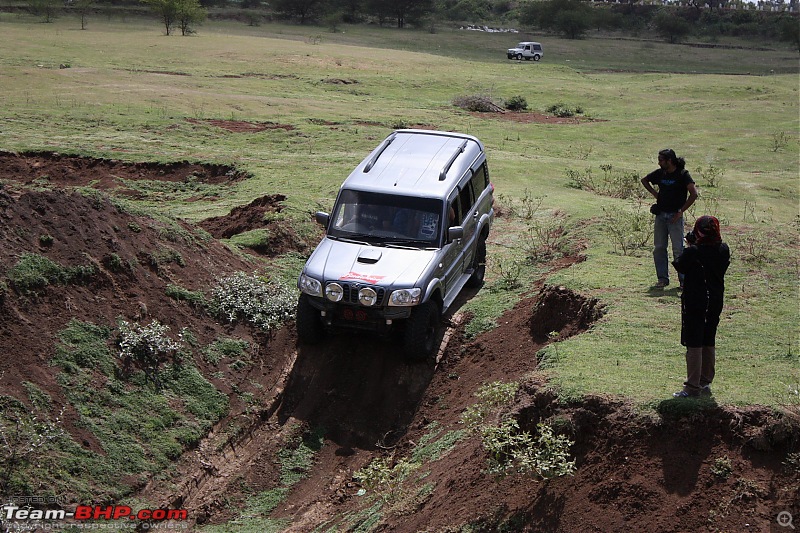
[{"xmin": 304, "ymin": 238, "xmax": 437, "ymax": 289}]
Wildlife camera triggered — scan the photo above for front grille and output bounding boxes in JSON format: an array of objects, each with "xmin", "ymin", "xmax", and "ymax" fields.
[{"xmin": 341, "ymin": 283, "xmax": 386, "ymax": 306}]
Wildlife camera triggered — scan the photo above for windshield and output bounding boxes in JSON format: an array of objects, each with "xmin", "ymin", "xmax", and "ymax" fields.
[{"xmin": 328, "ymin": 190, "xmax": 444, "ymax": 247}]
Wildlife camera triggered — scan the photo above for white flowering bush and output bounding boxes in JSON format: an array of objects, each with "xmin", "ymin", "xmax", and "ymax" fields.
[
  {"xmin": 117, "ymin": 319, "xmax": 184, "ymax": 389},
  {"xmin": 0, "ymin": 399, "xmax": 66, "ymax": 493},
  {"xmin": 210, "ymin": 272, "xmax": 296, "ymax": 331}
]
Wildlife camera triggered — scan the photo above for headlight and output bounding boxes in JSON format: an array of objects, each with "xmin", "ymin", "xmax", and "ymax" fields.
[
  {"xmin": 298, "ymin": 273, "xmax": 322, "ymax": 297},
  {"xmin": 358, "ymin": 287, "xmax": 378, "ymax": 306},
  {"xmin": 325, "ymin": 283, "xmax": 343, "ymax": 302},
  {"xmin": 388, "ymin": 288, "xmax": 421, "ymax": 306}
]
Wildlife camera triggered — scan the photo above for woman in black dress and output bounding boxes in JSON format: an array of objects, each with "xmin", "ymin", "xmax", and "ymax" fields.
[{"xmin": 672, "ymin": 215, "xmax": 731, "ymax": 398}]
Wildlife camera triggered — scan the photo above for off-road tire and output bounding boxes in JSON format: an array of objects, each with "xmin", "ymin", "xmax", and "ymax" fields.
[
  {"xmin": 403, "ymin": 301, "xmax": 441, "ymax": 362},
  {"xmin": 296, "ymin": 294, "xmax": 325, "ymax": 344},
  {"xmin": 465, "ymin": 238, "xmax": 487, "ymax": 288}
]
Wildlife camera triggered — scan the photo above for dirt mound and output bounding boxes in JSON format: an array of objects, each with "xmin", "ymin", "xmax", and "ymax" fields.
[
  {"xmin": 198, "ymin": 194, "xmax": 314, "ymax": 256},
  {"xmin": 0, "ymin": 150, "xmax": 248, "ymax": 192},
  {"xmin": 529, "ymin": 284, "xmax": 606, "ymax": 343},
  {"xmin": 199, "ymin": 194, "xmax": 287, "ymax": 239},
  {"xmin": 0, "ymin": 187, "xmax": 259, "ymax": 403}
]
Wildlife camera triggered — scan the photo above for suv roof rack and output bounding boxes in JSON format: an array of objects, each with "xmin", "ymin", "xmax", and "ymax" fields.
[
  {"xmin": 363, "ymin": 132, "xmax": 397, "ymax": 173},
  {"xmin": 439, "ymin": 140, "xmax": 468, "ymax": 181}
]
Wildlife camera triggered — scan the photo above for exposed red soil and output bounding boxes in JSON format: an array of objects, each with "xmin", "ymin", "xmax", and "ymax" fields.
[
  {"xmin": 0, "ymin": 154, "xmax": 797, "ymax": 532},
  {"xmin": 198, "ymin": 193, "xmax": 314, "ymax": 257},
  {"xmin": 0, "ymin": 150, "xmax": 248, "ymax": 192},
  {"xmin": 469, "ymin": 111, "xmax": 604, "ymax": 124},
  {"xmin": 185, "ymin": 118, "xmax": 296, "ymax": 133}
]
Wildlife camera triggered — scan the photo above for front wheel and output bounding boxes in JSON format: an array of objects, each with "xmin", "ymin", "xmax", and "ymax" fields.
[
  {"xmin": 296, "ymin": 294, "xmax": 325, "ymax": 345},
  {"xmin": 515, "ymin": 54, "xmax": 523, "ymax": 60},
  {"xmin": 466, "ymin": 238, "xmax": 487, "ymax": 288},
  {"xmin": 403, "ymin": 301, "xmax": 441, "ymax": 362}
]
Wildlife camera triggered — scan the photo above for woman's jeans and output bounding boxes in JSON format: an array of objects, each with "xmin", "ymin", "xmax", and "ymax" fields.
[{"xmin": 653, "ymin": 211, "xmax": 685, "ymax": 285}]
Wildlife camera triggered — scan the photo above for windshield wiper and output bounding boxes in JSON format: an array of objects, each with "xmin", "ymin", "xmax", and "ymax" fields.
[
  {"xmin": 384, "ymin": 239, "xmax": 424, "ymax": 248},
  {"xmin": 336, "ymin": 233, "xmax": 379, "ymax": 245}
]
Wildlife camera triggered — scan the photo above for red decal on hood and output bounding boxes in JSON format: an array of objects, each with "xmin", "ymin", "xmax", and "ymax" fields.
[{"xmin": 340, "ymin": 272, "xmax": 386, "ymax": 284}]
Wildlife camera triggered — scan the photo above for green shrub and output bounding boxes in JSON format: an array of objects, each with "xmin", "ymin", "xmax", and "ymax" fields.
[
  {"xmin": 600, "ymin": 202, "xmax": 653, "ymax": 256},
  {"xmin": 482, "ymin": 419, "xmax": 575, "ymax": 479},
  {"xmin": 354, "ymin": 454, "xmax": 420, "ymax": 502},
  {"xmin": 165, "ymin": 284, "xmax": 208, "ymax": 309},
  {"xmin": 6, "ymin": 253, "xmax": 96, "ymax": 295},
  {"xmin": 546, "ymin": 102, "xmax": 584, "ymax": 118},
  {"xmin": 148, "ymin": 247, "xmax": 185, "ymax": 270},
  {"xmin": 460, "ymin": 381, "xmax": 520, "ymax": 433},
  {"xmin": 504, "ymin": 95, "xmax": 528, "ymax": 111},
  {"xmin": 7, "ymin": 253, "xmax": 66, "ymax": 293},
  {"xmin": 103, "ymin": 253, "xmax": 125, "ymax": 273},
  {"xmin": 711, "ymin": 455, "xmax": 733, "ymax": 479},
  {"xmin": 202, "ymin": 337, "xmax": 249, "ymax": 365},
  {"xmin": 53, "ymin": 320, "xmax": 115, "ymax": 376}
]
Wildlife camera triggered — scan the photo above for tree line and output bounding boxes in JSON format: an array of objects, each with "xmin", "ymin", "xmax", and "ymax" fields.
[{"xmin": 20, "ymin": 0, "xmax": 800, "ymax": 49}]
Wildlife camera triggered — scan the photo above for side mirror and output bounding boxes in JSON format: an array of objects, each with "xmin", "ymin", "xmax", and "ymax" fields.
[
  {"xmin": 315, "ymin": 211, "xmax": 330, "ymax": 227},
  {"xmin": 447, "ymin": 226, "xmax": 464, "ymax": 243}
]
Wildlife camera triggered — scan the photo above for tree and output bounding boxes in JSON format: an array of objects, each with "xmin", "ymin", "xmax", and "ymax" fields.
[
  {"xmin": 778, "ymin": 14, "xmax": 800, "ymax": 52},
  {"xmin": 519, "ymin": 0, "xmax": 593, "ymax": 39},
  {"xmin": 142, "ymin": 0, "xmax": 205, "ymax": 35},
  {"xmin": 176, "ymin": 0, "xmax": 206, "ymax": 35},
  {"xmin": 143, "ymin": 0, "xmax": 179, "ymax": 34},
  {"xmin": 273, "ymin": 0, "xmax": 324, "ymax": 24},
  {"xmin": 367, "ymin": 0, "xmax": 390, "ymax": 26},
  {"xmin": 73, "ymin": 0, "xmax": 95, "ymax": 30},
  {"xmin": 652, "ymin": 8, "xmax": 692, "ymax": 43},
  {"xmin": 387, "ymin": 0, "xmax": 432, "ymax": 28},
  {"xmin": 553, "ymin": 8, "xmax": 592, "ymax": 39},
  {"xmin": 28, "ymin": 0, "xmax": 59, "ymax": 23}
]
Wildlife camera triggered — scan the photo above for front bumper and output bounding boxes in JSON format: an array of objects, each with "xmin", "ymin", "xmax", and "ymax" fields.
[{"xmin": 305, "ymin": 296, "xmax": 413, "ymax": 332}]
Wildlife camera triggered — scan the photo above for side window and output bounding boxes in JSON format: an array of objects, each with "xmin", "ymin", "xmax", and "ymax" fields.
[
  {"xmin": 448, "ymin": 198, "xmax": 460, "ymax": 227},
  {"xmin": 470, "ymin": 163, "xmax": 489, "ymax": 198},
  {"xmin": 458, "ymin": 183, "xmax": 474, "ymax": 219}
]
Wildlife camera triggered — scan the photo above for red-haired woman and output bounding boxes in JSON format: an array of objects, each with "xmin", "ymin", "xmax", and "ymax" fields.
[{"xmin": 671, "ymin": 215, "xmax": 731, "ymax": 398}]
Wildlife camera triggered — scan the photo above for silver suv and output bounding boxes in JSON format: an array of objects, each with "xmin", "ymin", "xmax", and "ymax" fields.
[{"xmin": 296, "ymin": 129, "xmax": 494, "ymax": 360}]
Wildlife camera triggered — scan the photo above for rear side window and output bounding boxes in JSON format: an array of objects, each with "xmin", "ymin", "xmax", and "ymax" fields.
[
  {"xmin": 470, "ymin": 162, "xmax": 490, "ymax": 196},
  {"xmin": 458, "ymin": 183, "xmax": 474, "ymax": 216}
]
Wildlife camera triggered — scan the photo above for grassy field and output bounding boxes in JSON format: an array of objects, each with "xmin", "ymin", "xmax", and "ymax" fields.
[{"xmin": 0, "ymin": 15, "xmax": 798, "ymax": 408}]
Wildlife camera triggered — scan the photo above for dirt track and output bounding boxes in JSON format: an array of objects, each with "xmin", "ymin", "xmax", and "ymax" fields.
[{"xmin": 0, "ymin": 152, "xmax": 797, "ymax": 532}]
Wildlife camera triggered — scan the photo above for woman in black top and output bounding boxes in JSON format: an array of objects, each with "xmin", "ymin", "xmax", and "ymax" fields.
[{"xmin": 671, "ymin": 215, "xmax": 731, "ymax": 398}]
